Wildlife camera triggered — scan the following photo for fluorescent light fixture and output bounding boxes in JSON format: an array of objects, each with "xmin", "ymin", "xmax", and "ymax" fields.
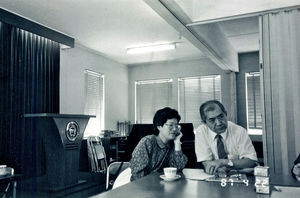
[{"xmin": 127, "ymin": 43, "xmax": 176, "ymax": 54}]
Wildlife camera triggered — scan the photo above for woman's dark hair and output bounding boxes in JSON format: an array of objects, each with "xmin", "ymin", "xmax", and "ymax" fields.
[
  {"xmin": 153, "ymin": 107, "xmax": 181, "ymax": 135},
  {"xmin": 199, "ymin": 100, "xmax": 227, "ymax": 123}
]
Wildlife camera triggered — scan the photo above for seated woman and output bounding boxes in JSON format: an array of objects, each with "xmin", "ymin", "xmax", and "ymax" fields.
[
  {"xmin": 130, "ymin": 107, "xmax": 188, "ymax": 181},
  {"xmin": 292, "ymin": 154, "xmax": 300, "ymax": 181}
]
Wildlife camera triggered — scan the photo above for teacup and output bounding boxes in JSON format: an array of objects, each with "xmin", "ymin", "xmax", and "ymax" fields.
[{"xmin": 163, "ymin": 167, "xmax": 177, "ymax": 178}]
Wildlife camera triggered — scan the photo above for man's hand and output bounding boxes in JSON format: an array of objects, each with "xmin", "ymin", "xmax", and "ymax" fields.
[
  {"xmin": 293, "ymin": 163, "xmax": 300, "ymax": 177},
  {"xmin": 203, "ymin": 160, "xmax": 227, "ymax": 175}
]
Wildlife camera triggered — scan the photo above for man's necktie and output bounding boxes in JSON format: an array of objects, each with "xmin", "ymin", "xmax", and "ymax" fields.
[{"xmin": 216, "ymin": 134, "xmax": 227, "ymax": 159}]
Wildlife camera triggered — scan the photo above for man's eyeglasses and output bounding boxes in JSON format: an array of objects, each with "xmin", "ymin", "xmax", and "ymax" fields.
[{"xmin": 207, "ymin": 113, "xmax": 226, "ymax": 124}]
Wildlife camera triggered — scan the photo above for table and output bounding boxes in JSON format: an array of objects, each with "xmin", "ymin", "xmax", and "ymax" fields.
[
  {"xmin": 91, "ymin": 172, "xmax": 254, "ymax": 198},
  {"xmin": 0, "ymin": 174, "xmax": 20, "ymax": 198},
  {"xmin": 270, "ymin": 174, "xmax": 300, "ymax": 187},
  {"xmin": 90, "ymin": 172, "xmax": 300, "ymax": 198}
]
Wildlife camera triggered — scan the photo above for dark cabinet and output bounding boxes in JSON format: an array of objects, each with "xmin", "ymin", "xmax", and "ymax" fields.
[{"xmin": 109, "ymin": 136, "xmax": 128, "ymax": 162}]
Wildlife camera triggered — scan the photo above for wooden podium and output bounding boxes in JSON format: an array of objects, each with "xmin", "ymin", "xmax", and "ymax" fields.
[{"xmin": 23, "ymin": 113, "xmax": 94, "ymax": 191}]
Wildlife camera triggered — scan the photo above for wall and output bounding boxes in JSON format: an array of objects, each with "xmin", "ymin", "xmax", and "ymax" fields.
[
  {"xmin": 235, "ymin": 52, "xmax": 263, "ymax": 162},
  {"xmin": 128, "ymin": 58, "xmax": 234, "ymax": 125},
  {"xmin": 236, "ymin": 52, "xmax": 260, "ymax": 129},
  {"xmin": 60, "ymin": 43, "xmax": 129, "ymax": 130}
]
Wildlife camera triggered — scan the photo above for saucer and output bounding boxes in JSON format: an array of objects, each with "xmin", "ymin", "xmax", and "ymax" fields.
[{"xmin": 160, "ymin": 174, "xmax": 181, "ymax": 181}]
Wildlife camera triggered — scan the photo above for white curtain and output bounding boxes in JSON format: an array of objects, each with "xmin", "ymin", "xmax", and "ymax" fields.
[
  {"xmin": 261, "ymin": 8, "xmax": 300, "ymax": 174},
  {"xmin": 84, "ymin": 70, "xmax": 104, "ymax": 137},
  {"xmin": 178, "ymin": 75, "xmax": 221, "ymax": 127},
  {"xmin": 136, "ymin": 80, "xmax": 172, "ymax": 123},
  {"xmin": 229, "ymin": 72, "xmax": 237, "ymax": 123}
]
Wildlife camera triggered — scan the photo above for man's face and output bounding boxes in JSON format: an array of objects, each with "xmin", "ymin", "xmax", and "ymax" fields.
[{"xmin": 204, "ymin": 105, "xmax": 228, "ymax": 134}]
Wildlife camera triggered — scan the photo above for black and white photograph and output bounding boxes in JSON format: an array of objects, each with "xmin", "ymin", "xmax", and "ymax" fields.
[{"xmin": 0, "ymin": 0, "xmax": 300, "ymax": 197}]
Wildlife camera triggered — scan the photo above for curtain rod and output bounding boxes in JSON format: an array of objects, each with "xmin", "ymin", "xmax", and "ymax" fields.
[{"xmin": 0, "ymin": 7, "xmax": 74, "ymax": 48}]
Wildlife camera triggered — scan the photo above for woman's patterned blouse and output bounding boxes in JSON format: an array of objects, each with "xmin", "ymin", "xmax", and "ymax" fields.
[{"xmin": 130, "ymin": 134, "xmax": 187, "ymax": 181}]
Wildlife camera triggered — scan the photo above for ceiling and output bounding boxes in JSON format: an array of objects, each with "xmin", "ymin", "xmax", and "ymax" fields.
[
  {"xmin": 0, "ymin": 0, "xmax": 298, "ymax": 68},
  {"xmin": 174, "ymin": 0, "xmax": 300, "ymax": 22},
  {"xmin": 217, "ymin": 16, "xmax": 259, "ymax": 53}
]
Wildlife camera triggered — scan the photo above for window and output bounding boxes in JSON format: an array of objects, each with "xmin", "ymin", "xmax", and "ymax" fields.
[
  {"xmin": 245, "ymin": 72, "xmax": 262, "ymax": 135},
  {"xmin": 178, "ymin": 75, "xmax": 221, "ymax": 127},
  {"xmin": 135, "ymin": 79, "xmax": 172, "ymax": 123},
  {"xmin": 83, "ymin": 70, "xmax": 104, "ymax": 138}
]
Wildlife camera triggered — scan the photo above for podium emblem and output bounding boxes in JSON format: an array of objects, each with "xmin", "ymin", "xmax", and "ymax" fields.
[{"xmin": 65, "ymin": 121, "xmax": 79, "ymax": 141}]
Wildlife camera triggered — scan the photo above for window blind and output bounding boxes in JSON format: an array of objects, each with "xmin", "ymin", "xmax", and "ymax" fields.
[
  {"xmin": 84, "ymin": 70, "xmax": 104, "ymax": 137},
  {"xmin": 246, "ymin": 72, "xmax": 262, "ymax": 129},
  {"xmin": 135, "ymin": 79, "xmax": 172, "ymax": 123},
  {"xmin": 178, "ymin": 75, "xmax": 221, "ymax": 127}
]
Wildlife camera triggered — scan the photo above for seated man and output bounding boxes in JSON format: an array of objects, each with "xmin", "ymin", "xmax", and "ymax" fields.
[
  {"xmin": 130, "ymin": 107, "xmax": 187, "ymax": 181},
  {"xmin": 292, "ymin": 154, "xmax": 300, "ymax": 181},
  {"xmin": 195, "ymin": 100, "xmax": 257, "ymax": 175}
]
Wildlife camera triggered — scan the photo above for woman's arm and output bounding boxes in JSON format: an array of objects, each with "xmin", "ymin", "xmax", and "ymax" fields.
[
  {"xmin": 168, "ymin": 150, "xmax": 188, "ymax": 170},
  {"xmin": 129, "ymin": 138, "xmax": 151, "ymax": 181},
  {"xmin": 168, "ymin": 132, "xmax": 188, "ymax": 170}
]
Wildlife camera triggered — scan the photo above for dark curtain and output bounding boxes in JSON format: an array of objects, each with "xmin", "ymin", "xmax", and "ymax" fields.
[{"xmin": 0, "ymin": 21, "xmax": 60, "ymax": 177}]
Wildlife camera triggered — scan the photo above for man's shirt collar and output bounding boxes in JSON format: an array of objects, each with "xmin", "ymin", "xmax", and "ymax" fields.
[{"xmin": 207, "ymin": 126, "xmax": 228, "ymax": 140}]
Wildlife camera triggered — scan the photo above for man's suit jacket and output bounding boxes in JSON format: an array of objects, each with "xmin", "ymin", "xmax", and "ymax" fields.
[
  {"xmin": 295, "ymin": 154, "xmax": 300, "ymax": 164},
  {"xmin": 292, "ymin": 154, "xmax": 300, "ymax": 177}
]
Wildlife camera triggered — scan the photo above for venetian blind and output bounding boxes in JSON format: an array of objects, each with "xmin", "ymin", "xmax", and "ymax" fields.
[
  {"xmin": 84, "ymin": 70, "xmax": 104, "ymax": 137},
  {"xmin": 135, "ymin": 79, "xmax": 172, "ymax": 123},
  {"xmin": 178, "ymin": 75, "xmax": 221, "ymax": 127},
  {"xmin": 246, "ymin": 72, "xmax": 262, "ymax": 129}
]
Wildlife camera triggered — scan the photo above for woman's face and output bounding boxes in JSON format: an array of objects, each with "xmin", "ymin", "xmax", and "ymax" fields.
[{"xmin": 157, "ymin": 118, "xmax": 180, "ymax": 142}]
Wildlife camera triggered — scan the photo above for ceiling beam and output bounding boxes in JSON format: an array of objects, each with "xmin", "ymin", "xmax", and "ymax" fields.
[{"xmin": 144, "ymin": 0, "xmax": 238, "ymax": 71}]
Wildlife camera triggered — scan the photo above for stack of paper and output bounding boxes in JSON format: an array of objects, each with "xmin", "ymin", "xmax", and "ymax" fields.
[{"xmin": 182, "ymin": 168, "xmax": 215, "ymax": 180}]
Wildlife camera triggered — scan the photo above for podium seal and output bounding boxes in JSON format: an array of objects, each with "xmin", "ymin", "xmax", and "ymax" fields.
[{"xmin": 65, "ymin": 121, "xmax": 79, "ymax": 141}]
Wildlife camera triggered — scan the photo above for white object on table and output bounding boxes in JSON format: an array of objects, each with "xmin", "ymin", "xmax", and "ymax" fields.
[{"xmin": 182, "ymin": 168, "xmax": 215, "ymax": 180}]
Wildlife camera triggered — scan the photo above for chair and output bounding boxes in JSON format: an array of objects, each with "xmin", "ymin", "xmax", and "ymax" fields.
[
  {"xmin": 106, "ymin": 162, "xmax": 131, "ymax": 190},
  {"xmin": 87, "ymin": 136, "xmax": 108, "ymax": 172},
  {"xmin": 112, "ymin": 167, "xmax": 131, "ymax": 189}
]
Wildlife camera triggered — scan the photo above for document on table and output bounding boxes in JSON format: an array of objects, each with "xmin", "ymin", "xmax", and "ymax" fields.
[
  {"xmin": 272, "ymin": 186, "xmax": 300, "ymax": 198},
  {"xmin": 182, "ymin": 168, "xmax": 215, "ymax": 180}
]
